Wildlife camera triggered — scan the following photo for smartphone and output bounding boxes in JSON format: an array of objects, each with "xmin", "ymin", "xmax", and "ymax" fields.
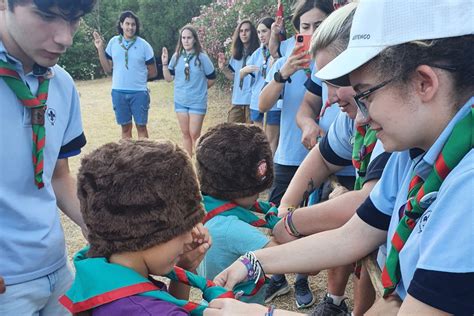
[{"xmin": 296, "ymin": 34, "xmax": 311, "ymax": 68}]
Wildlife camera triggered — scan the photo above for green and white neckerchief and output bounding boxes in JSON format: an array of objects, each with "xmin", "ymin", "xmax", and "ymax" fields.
[
  {"xmin": 181, "ymin": 50, "xmax": 196, "ymax": 81},
  {"xmin": 118, "ymin": 35, "xmax": 137, "ymax": 69},
  {"xmin": 261, "ymin": 46, "xmax": 270, "ymax": 78},
  {"xmin": 0, "ymin": 60, "xmax": 50, "ymax": 189},
  {"xmin": 381, "ymin": 104, "xmax": 473, "ymax": 297}
]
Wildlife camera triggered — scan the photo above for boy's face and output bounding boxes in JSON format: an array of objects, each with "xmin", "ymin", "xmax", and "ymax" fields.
[
  {"xmin": 142, "ymin": 231, "xmax": 193, "ymax": 275},
  {"xmin": 1, "ymin": 1, "xmax": 81, "ymax": 71}
]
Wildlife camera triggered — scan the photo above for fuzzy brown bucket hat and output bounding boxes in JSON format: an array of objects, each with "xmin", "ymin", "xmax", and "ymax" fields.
[
  {"xmin": 77, "ymin": 139, "xmax": 204, "ymax": 258},
  {"xmin": 195, "ymin": 123, "xmax": 274, "ymax": 201}
]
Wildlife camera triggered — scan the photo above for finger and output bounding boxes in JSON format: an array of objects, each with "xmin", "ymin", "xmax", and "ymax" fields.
[{"xmin": 92, "ymin": 31, "xmax": 100, "ymax": 40}]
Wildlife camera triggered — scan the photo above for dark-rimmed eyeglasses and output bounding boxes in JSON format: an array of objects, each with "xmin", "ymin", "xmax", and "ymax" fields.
[{"xmin": 354, "ymin": 63, "xmax": 457, "ymax": 118}]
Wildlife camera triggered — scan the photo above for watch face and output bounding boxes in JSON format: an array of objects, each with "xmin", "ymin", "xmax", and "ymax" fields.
[{"xmin": 274, "ymin": 71, "xmax": 283, "ymax": 83}]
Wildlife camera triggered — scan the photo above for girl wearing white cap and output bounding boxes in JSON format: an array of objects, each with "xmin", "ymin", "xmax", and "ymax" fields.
[{"xmin": 204, "ymin": 0, "xmax": 474, "ymax": 315}]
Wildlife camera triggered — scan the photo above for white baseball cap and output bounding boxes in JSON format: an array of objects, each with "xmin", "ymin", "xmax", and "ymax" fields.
[{"xmin": 316, "ymin": 0, "xmax": 474, "ymax": 81}]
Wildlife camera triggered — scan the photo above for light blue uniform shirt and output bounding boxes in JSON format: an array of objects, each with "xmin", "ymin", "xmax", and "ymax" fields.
[
  {"xmin": 246, "ymin": 46, "xmax": 280, "ymax": 112},
  {"xmin": 229, "ymin": 57, "xmax": 253, "ymax": 105},
  {"xmin": 279, "ymin": 36, "xmax": 296, "ymax": 57},
  {"xmin": 198, "ymin": 215, "xmax": 269, "ymax": 304},
  {"xmin": 369, "ymin": 98, "xmax": 474, "ymax": 300},
  {"xmin": 266, "ymin": 56, "xmax": 312, "ymax": 166},
  {"xmin": 105, "ymin": 35, "xmax": 154, "ymax": 91},
  {"xmin": 169, "ymin": 52, "xmax": 215, "ymax": 109},
  {"xmin": 0, "ymin": 42, "xmax": 85, "ymax": 285}
]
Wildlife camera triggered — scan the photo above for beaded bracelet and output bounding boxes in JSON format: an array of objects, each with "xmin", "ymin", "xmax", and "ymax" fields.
[{"xmin": 265, "ymin": 304, "xmax": 275, "ymax": 316}]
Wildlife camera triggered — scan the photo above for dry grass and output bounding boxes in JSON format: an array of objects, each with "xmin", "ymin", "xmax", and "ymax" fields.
[{"xmin": 62, "ymin": 78, "xmax": 353, "ymax": 313}]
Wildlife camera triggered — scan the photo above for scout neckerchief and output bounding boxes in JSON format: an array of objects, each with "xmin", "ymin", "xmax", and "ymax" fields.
[
  {"xmin": 60, "ymin": 246, "xmax": 265, "ymax": 315},
  {"xmin": 118, "ymin": 35, "xmax": 137, "ymax": 69},
  {"xmin": 182, "ymin": 50, "xmax": 195, "ymax": 81},
  {"xmin": 239, "ymin": 48, "xmax": 250, "ymax": 89},
  {"xmin": 261, "ymin": 46, "xmax": 271, "ymax": 78},
  {"xmin": 0, "ymin": 60, "xmax": 50, "ymax": 189},
  {"xmin": 351, "ymin": 125, "xmax": 377, "ymax": 190},
  {"xmin": 381, "ymin": 104, "xmax": 473, "ymax": 297},
  {"xmin": 202, "ymin": 195, "xmax": 281, "ymax": 229}
]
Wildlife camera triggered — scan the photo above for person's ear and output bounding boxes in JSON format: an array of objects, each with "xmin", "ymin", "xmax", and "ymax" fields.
[{"xmin": 412, "ymin": 65, "xmax": 440, "ymax": 103}]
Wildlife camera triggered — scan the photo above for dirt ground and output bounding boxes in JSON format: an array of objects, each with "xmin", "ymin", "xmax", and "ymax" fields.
[{"xmin": 62, "ymin": 78, "xmax": 354, "ymax": 313}]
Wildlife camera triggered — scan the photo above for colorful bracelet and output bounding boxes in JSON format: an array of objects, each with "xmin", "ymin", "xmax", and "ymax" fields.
[
  {"xmin": 286, "ymin": 210, "xmax": 303, "ymax": 237},
  {"xmin": 239, "ymin": 251, "xmax": 265, "ymax": 284},
  {"xmin": 265, "ymin": 304, "xmax": 276, "ymax": 316}
]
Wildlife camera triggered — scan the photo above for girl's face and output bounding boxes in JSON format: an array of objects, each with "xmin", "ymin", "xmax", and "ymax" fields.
[
  {"xmin": 315, "ymin": 49, "xmax": 358, "ymax": 119},
  {"xmin": 239, "ymin": 22, "xmax": 252, "ymax": 45},
  {"xmin": 143, "ymin": 230, "xmax": 193, "ymax": 275},
  {"xmin": 181, "ymin": 29, "xmax": 196, "ymax": 51},
  {"xmin": 349, "ymin": 65, "xmax": 429, "ymax": 152},
  {"xmin": 298, "ymin": 8, "xmax": 327, "ymax": 35},
  {"xmin": 257, "ymin": 23, "xmax": 271, "ymax": 46}
]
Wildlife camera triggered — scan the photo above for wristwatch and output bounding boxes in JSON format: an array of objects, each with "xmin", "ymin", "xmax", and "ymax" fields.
[{"xmin": 274, "ymin": 70, "xmax": 291, "ymax": 83}]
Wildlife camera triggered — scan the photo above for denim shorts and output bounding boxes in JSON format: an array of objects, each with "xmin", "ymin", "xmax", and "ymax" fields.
[
  {"xmin": 250, "ymin": 110, "xmax": 281, "ymax": 125},
  {"xmin": 175, "ymin": 102, "xmax": 206, "ymax": 115},
  {"xmin": 0, "ymin": 263, "xmax": 73, "ymax": 316},
  {"xmin": 111, "ymin": 90, "xmax": 150, "ymax": 126}
]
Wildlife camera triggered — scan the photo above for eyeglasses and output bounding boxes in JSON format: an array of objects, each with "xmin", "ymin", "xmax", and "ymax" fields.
[
  {"xmin": 354, "ymin": 63, "xmax": 457, "ymax": 118},
  {"xmin": 353, "ymin": 78, "xmax": 393, "ymax": 118}
]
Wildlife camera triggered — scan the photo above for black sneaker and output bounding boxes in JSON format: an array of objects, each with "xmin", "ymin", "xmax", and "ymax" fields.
[
  {"xmin": 310, "ymin": 295, "xmax": 351, "ymax": 316},
  {"xmin": 264, "ymin": 276, "xmax": 291, "ymax": 303},
  {"xmin": 294, "ymin": 277, "xmax": 316, "ymax": 309}
]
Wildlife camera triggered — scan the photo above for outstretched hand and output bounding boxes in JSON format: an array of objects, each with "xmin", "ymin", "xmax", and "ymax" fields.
[
  {"xmin": 204, "ymin": 298, "xmax": 267, "ymax": 316},
  {"xmin": 161, "ymin": 47, "xmax": 169, "ymax": 66},
  {"xmin": 92, "ymin": 31, "xmax": 104, "ymax": 50}
]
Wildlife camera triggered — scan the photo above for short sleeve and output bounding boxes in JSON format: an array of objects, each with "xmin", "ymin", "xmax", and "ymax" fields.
[
  {"xmin": 225, "ymin": 218, "xmax": 269, "ymax": 255},
  {"xmin": 58, "ymin": 85, "xmax": 86, "ymax": 159},
  {"xmin": 228, "ymin": 58, "xmax": 237, "ymax": 73},
  {"xmin": 105, "ymin": 37, "xmax": 114, "ymax": 60},
  {"xmin": 201, "ymin": 53, "xmax": 215, "ymax": 77},
  {"xmin": 143, "ymin": 40, "xmax": 154, "ymax": 61},
  {"xmin": 168, "ymin": 53, "xmax": 177, "ymax": 76},
  {"xmin": 326, "ymin": 112, "xmax": 354, "ymax": 161}
]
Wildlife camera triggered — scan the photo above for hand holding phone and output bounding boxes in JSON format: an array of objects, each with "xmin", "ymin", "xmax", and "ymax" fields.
[{"xmin": 296, "ymin": 34, "xmax": 311, "ymax": 68}]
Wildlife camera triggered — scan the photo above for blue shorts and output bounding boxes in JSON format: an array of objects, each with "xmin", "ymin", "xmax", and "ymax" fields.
[
  {"xmin": 111, "ymin": 90, "xmax": 150, "ymax": 126},
  {"xmin": 175, "ymin": 102, "xmax": 206, "ymax": 115},
  {"xmin": 250, "ymin": 109, "xmax": 281, "ymax": 125}
]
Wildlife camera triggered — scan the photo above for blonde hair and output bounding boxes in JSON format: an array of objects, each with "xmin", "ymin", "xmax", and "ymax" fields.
[{"xmin": 309, "ymin": 2, "xmax": 357, "ymax": 58}]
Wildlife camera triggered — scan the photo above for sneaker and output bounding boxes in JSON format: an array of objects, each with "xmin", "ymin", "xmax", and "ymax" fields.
[
  {"xmin": 309, "ymin": 295, "xmax": 351, "ymax": 316},
  {"xmin": 264, "ymin": 276, "xmax": 291, "ymax": 303},
  {"xmin": 294, "ymin": 278, "xmax": 316, "ymax": 309}
]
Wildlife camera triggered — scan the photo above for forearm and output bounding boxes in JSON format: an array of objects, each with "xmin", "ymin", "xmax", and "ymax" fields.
[
  {"xmin": 296, "ymin": 96, "xmax": 320, "ymax": 131},
  {"xmin": 52, "ymin": 160, "xmax": 86, "ymax": 230},
  {"xmin": 207, "ymin": 79, "xmax": 215, "ymax": 89},
  {"xmin": 256, "ymin": 215, "xmax": 386, "ymax": 275},
  {"xmin": 280, "ymin": 145, "xmax": 339, "ymax": 207},
  {"xmin": 293, "ymin": 186, "xmax": 374, "ymax": 235},
  {"xmin": 96, "ymin": 48, "xmax": 112, "ymax": 75},
  {"xmin": 259, "ymin": 80, "xmax": 284, "ymax": 112},
  {"xmin": 268, "ymin": 31, "xmax": 281, "ymax": 59},
  {"xmin": 147, "ymin": 63, "xmax": 158, "ymax": 79},
  {"xmin": 220, "ymin": 66, "xmax": 234, "ymax": 81},
  {"xmin": 162, "ymin": 66, "xmax": 174, "ymax": 82},
  {"xmin": 168, "ymin": 280, "xmax": 191, "ymax": 301}
]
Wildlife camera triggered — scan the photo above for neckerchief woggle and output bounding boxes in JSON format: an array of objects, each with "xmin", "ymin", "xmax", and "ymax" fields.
[
  {"xmin": 351, "ymin": 124, "xmax": 377, "ymax": 190},
  {"xmin": 0, "ymin": 59, "xmax": 50, "ymax": 189},
  {"xmin": 381, "ymin": 104, "xmax": 473, "ymax": 297},
  {"xmin": 118, "ymin": 35, "xmax": 137, "ymax": 69},
  {"xmin": 181, "ymin": 50, "xmax": 195, "ymax": 81},
  {"xmin": 202, "ymin": 195, "xmax": 281, "ymax": 229},
  {"xmin": 59, "ymin": 246, "xmax": 265, "ymax": 315}
]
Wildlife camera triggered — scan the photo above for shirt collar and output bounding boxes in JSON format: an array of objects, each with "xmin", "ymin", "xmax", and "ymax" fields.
[{"xmin": 413, "ymin": 96, "xmax": 474, "ymax": 178}]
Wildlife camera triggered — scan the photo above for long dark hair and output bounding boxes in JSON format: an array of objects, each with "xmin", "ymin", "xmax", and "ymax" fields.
[
  {"xmin": 9, "ymin": 0, "xmax": 96, "ymax": 18},
  {"xmin": 231, "ymin": 19, "xmax": 259, "ymax": 60},
  {"xmin": 291, "ymin": 0, "xmax": 334, "ymax": 31},
  {"xmin": 117, "ymin": 11, "xmax": 140, "ymax": 37},
  {"xmin": 173, "ymin": 25, "xmax": 204, "ymax": 68}
]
